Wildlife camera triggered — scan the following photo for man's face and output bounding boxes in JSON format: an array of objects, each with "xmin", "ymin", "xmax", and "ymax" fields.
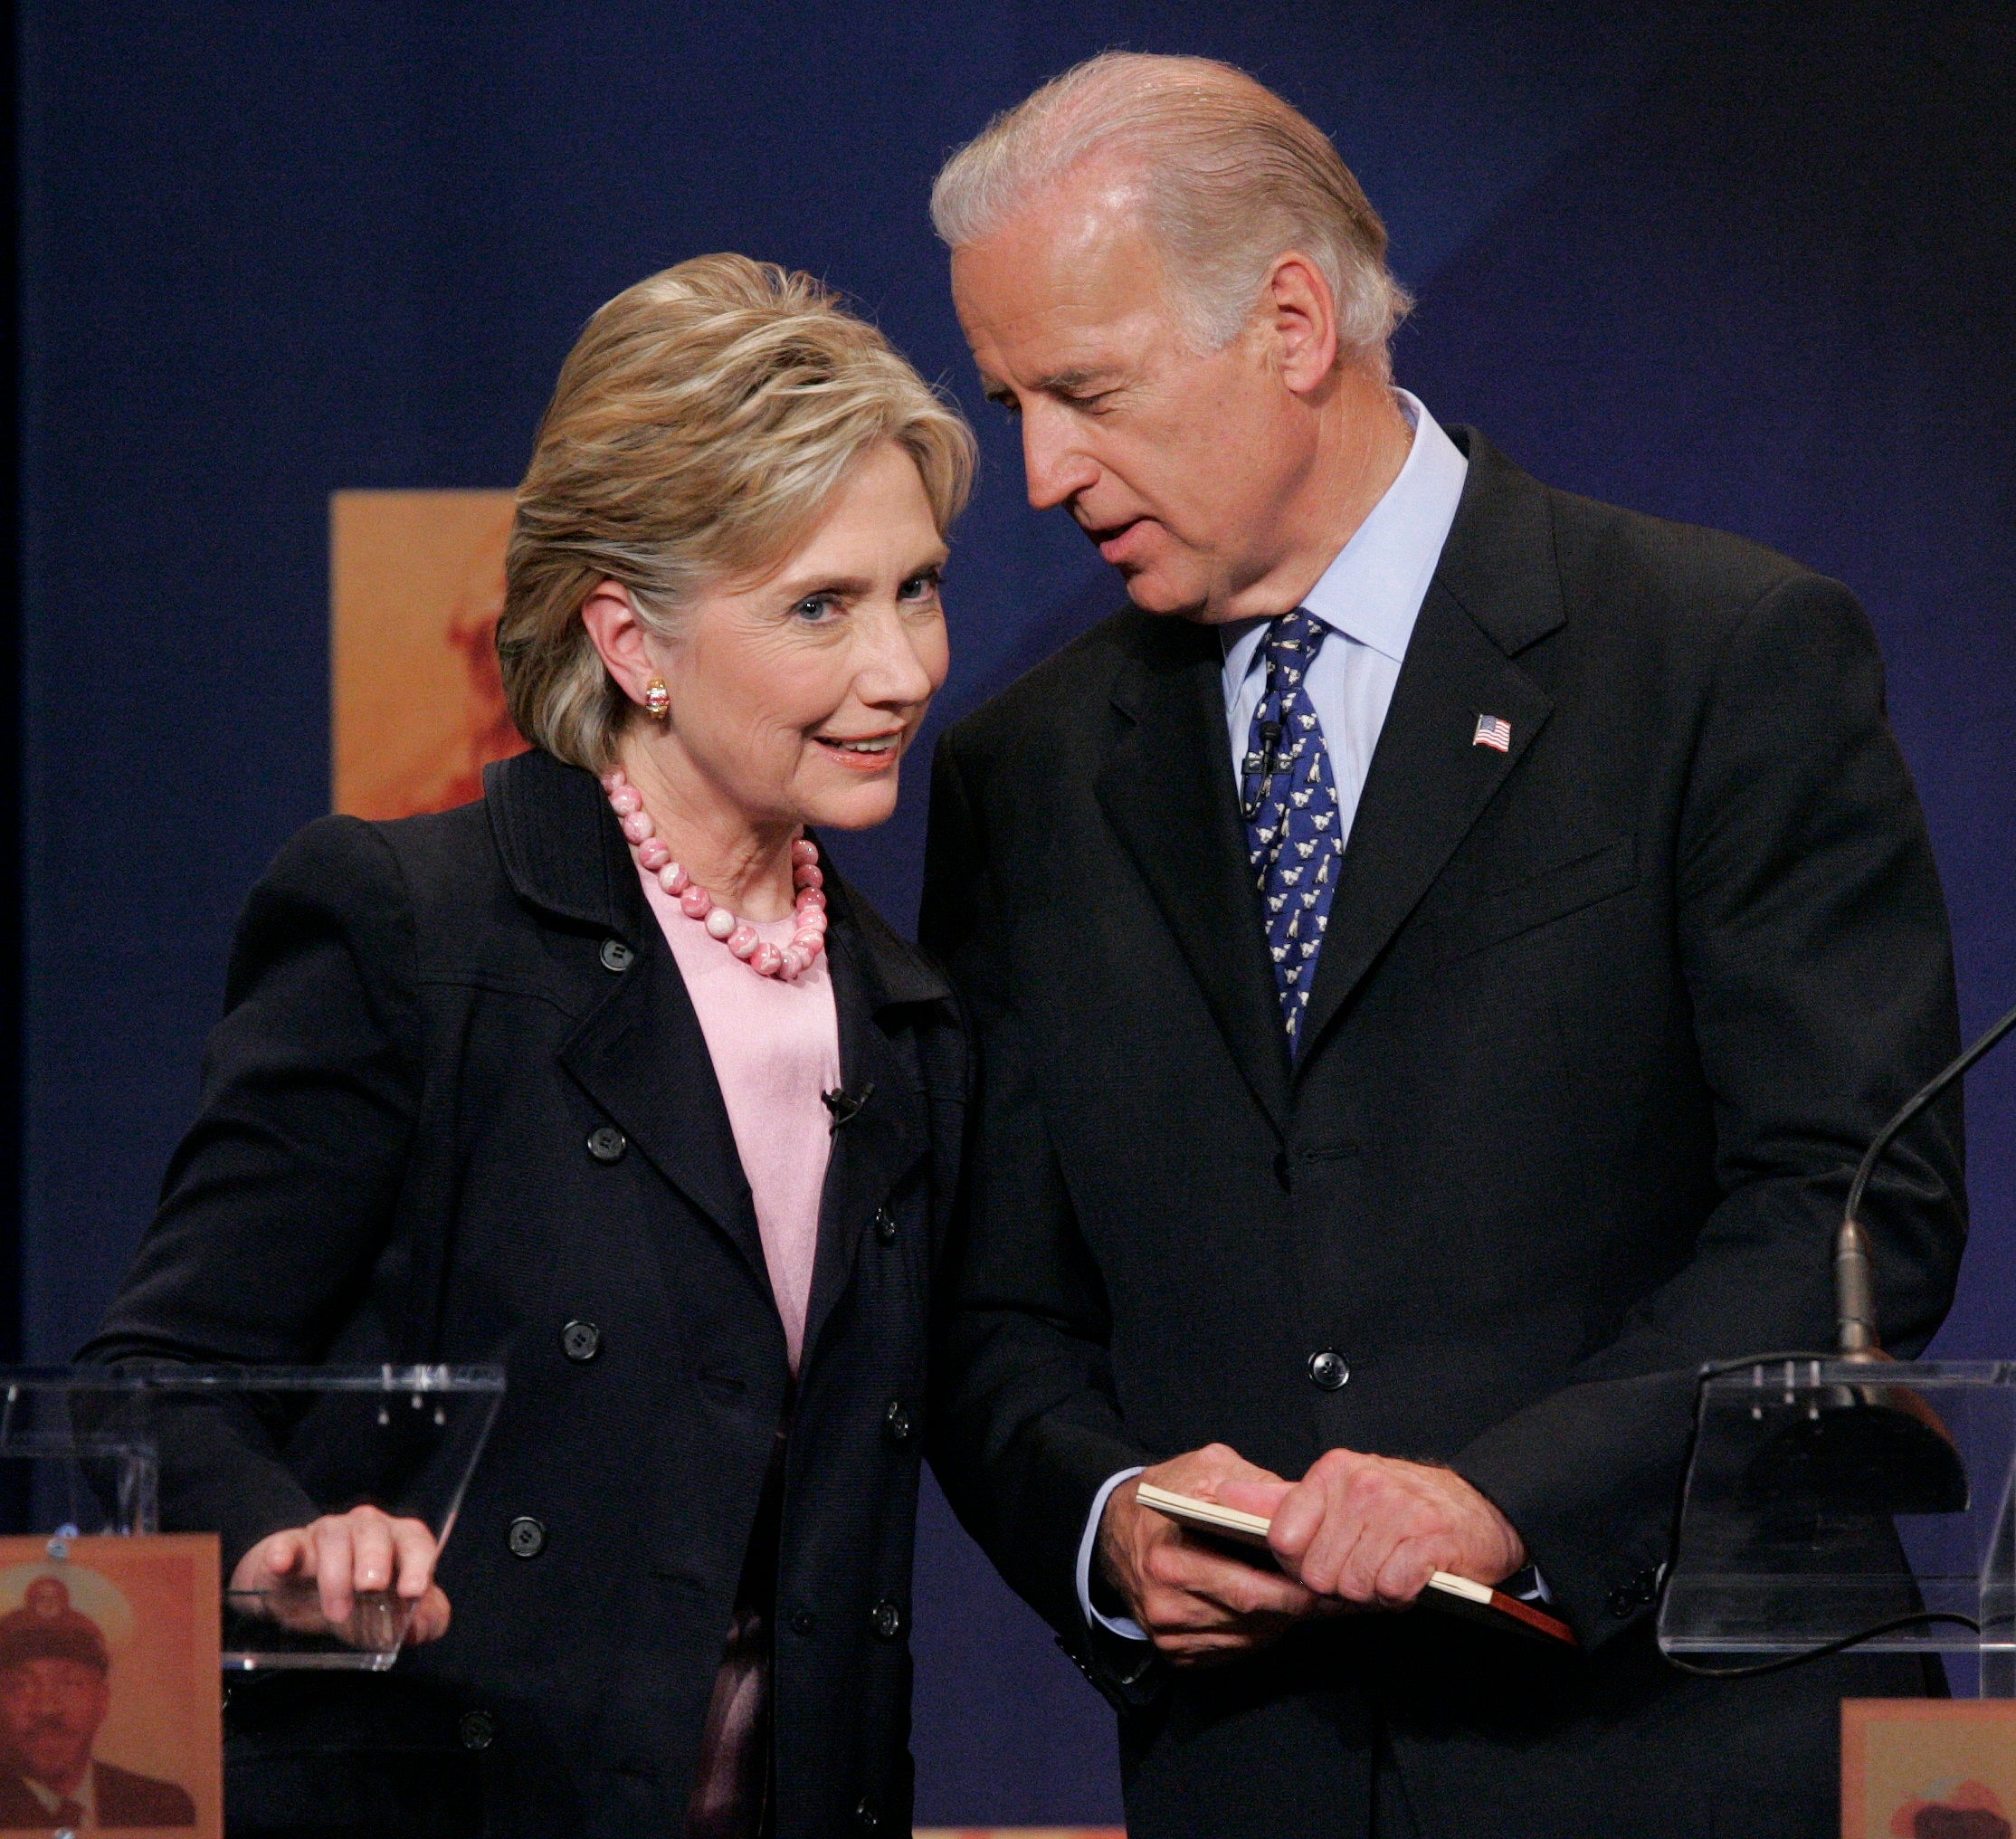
[
  {"xmin": 0, "ymin": 1658, "xmax": 108, "ymax": 1787},
  {"xmin": 951, "ymin": 169, "xmax": 1314, "ymax": 623}
]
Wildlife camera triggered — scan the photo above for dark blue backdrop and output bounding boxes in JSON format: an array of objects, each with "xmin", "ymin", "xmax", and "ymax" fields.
[{"xmin": 18, "ymin": 2, "xmax": 2013, "ymax": 1822}]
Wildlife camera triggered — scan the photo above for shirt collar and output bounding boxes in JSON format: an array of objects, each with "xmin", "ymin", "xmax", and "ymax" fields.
[
  {"xmin": 25, "ymin": 1768, "xmax": 91, "ymax": 1820},
  {"xmin": 1221, "ymin": 390, "xmax": 1469, "ymax": 671}
]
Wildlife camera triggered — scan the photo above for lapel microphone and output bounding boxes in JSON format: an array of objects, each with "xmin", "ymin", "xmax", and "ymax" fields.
[
  {"xmin": 822, "ymin": 1082, "xmax": 876, "ymax": 1132},
  {"xmin": 1241, "ymin": 720, "xmax": 1285, "ymax": 821}
]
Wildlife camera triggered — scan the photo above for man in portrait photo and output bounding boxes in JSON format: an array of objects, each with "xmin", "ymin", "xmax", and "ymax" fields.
[
  {"xmin": 921, "ymin": 51, "xmax": 1964, "ymax": 1839},
  {"xmin": 0, "ymin": 1577, "xmax": 195, "ymax": 1830}
]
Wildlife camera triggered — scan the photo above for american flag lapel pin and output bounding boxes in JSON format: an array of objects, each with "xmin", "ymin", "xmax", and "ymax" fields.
[{"xmin": 1473, "ymin": 713, "xmax": 1513, "ymax": 753}]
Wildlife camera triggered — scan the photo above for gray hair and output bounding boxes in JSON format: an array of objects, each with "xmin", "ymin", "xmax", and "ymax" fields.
[{"xmin": 931, "ymin": 52, "xmax": 1411, "ymax": 373}]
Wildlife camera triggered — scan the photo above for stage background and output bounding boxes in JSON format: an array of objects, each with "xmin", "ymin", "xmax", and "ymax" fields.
[{"xmin": 16, "ymin": 1, "xmax": 2014, "ymax": 1824}]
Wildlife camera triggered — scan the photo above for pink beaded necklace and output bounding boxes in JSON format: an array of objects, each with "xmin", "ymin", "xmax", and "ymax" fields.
[{"xmin": 602, "ymin": 767, "xmax": 828, "ymax": 981}]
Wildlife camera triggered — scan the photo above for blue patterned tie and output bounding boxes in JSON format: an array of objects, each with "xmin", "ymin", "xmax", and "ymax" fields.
[{"xmin": 1241, "ymin": 610, "xmax": 1341, "ymax": 1055}]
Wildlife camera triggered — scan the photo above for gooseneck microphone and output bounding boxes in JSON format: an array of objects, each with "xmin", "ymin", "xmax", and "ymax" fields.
[
  {"xmin": 1672, "ymin": 994, "xmax": 2016, "ymax": 1678},
  {"xmin": 1835, "ymin": 994, "xmax": 2016, "ymax": 1358},
  {"xmin": 1745, "ymin": 992, "xmax": 2016, "ymax": 1518}
]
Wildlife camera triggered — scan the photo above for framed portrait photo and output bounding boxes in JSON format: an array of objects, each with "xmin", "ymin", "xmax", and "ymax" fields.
[{"xmin": 0, "ymin": 1535, "xmax": 221, "ymax": 1836}]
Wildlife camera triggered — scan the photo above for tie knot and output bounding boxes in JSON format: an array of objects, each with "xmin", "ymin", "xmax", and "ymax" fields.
[{"xmin": 1262, "ymin": 608, "xmax": 1327, "ymax": 670}]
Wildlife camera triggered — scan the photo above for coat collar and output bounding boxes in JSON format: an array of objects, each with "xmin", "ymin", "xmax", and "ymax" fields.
[
  {"xmin": 483, "ymin": 747, "xmax": 951, "ymax": 1015},
  {"xmin": 484, "ymin": 746, "xmax": 642, "ymax": 938},
  {"xmin": 1430, "ymin": 426, "xmax": 1566, "ymax": 659}
]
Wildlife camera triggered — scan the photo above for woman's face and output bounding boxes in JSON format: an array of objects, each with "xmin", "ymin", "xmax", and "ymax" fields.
[{"xmin": 639, "ymin": 441, "xmax": 950, "ymax": 834}]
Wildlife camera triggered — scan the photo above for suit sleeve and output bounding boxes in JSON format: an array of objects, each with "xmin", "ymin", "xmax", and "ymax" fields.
[
  {"xmin": 1448, "ymin": 573, "xmax": 1965, "ymax": 1646},
  {"xmin": 80, "ymin": 815, "xmax": 425, "ymax": 1567},
  {"xmin": 921, "ymin": 735, "xmax": 1155, "ymax": 1656}
]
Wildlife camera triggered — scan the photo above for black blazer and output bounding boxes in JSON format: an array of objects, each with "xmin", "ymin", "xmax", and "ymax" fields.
[
  {"xmin": 920, "ymin": 431, "xmax": 1964, "ymax": 1839},
  {"xmin": 85, "ymin": 749, "xmax": 965, "ymax": 1839},
  {"xmin": 0, "ymin": 1761, "xmax": 198, "ymax": 1827}
]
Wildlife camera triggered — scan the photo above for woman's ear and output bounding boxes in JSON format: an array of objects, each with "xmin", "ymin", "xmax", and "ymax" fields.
[{"xmin": 578, "ymin": 581, "xmax": 661, "ymax": 708}]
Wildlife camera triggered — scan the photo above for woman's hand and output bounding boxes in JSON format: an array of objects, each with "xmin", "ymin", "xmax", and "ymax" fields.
[{"xmin": 229, "ymin": 1504, "xmax": 451, "ymax": 1648}]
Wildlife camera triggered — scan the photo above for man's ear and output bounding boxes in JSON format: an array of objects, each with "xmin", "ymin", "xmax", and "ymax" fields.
[
  {"xmin": 1263, "ymin": 252, "xmax": 1340, "ymax": 396},
  {"xmin": 579, "ymin": 581, "xmax": 661, "ymax": 709}
]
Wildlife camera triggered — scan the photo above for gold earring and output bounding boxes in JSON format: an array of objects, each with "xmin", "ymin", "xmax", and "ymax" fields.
[{"xmin": 644, "ymin": 678, "xmax": 670, "ymax": 720}]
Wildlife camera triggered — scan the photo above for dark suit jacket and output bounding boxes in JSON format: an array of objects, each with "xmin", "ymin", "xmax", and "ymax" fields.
[
  {"xmin": 920, "ymin": 430, "xmax": 1964, "ymax": 1839},
  {"xmin": 0, "ymin": 1759, "xmax": 196, "ymax": 1827},
  {"xmin": 84, "ymin": 749, "xmax": 965, "ymax": 1839}
]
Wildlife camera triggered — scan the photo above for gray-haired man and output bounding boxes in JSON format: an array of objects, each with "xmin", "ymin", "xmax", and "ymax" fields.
[{"xmin": 922, "ymin": 52, "xmax": 1960, "ymax": 1839}]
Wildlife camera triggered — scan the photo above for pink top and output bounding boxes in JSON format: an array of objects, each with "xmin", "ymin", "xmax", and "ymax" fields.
[{"xmin": 642, "ymin": 869, "xmax": 841, "ymax": 1372}]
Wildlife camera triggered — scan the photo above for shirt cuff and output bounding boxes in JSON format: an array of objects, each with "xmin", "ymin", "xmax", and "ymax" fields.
[{"xmin": 1077, "ymin": 1465, "xmax": 1150, "ymax": 1642}]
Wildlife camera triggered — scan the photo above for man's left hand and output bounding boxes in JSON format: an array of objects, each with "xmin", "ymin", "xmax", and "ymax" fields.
[{"xmin": 1222, "ymin": 1451, "xmax": 1526, "ymax": 1609}]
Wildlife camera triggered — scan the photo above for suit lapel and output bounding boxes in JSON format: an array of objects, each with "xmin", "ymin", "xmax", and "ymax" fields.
[
  {"xmin": 1296, "ymin": 430, "xmax": 1564, "ymax": 1063},
  {"xmin": 798, "ymin": 878, "xmax": 941, "ymax": 1375},
  {"xmin": 1096, "ymin": 624, "xmax": 1293, "ymax": 1136}
]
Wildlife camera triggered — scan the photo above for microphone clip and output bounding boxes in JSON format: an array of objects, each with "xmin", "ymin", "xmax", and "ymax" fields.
[{"xmin": 822, "ymin": 1081, "xmax": 876, "ymax": 1133}]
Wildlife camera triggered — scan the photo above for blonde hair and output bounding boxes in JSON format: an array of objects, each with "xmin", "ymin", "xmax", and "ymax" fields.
[
  {"xmin": 500, "ymin": 254, "xmax": 976, "ymax": 769},
  {"xmin": 931, "ymin": 52, "xmax": 1411, "ymax": 371}
]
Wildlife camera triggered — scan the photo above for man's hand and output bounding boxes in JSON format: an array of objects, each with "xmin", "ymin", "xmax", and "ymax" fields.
[
  {"xmin": 1252, "ymin": 1451, "xmax": 1526, "ymax": 1609},
  {"xmin": 1098, "ymin": 1444, "xmax": 1316, "ymax": 1665},
  {"xmin": 230, "ymin": 1504, "xmax": 451, "ymax": 1648}
]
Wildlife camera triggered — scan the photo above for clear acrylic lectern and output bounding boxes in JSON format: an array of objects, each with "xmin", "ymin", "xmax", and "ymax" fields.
[
  {"xmin": 1659, "ymin": 1359, "xmax": 2016, "ymax": 1694},
  {"xmin": 0, "ymin": 1365, "xmax": 504, "ymax": 1671}
]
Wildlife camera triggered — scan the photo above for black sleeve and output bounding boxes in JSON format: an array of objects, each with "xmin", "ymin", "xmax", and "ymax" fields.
[
  {"xmin": 80, "ymin": 815, "xmax": 425, "ymax": 1565},
  {"xmin": 1449, "ymin": 574, "xmax": 1966, "ymax": 1645},
  {"xmin": 921, "ymin": 736, "xmax": 1153, "ymax": 1647}
]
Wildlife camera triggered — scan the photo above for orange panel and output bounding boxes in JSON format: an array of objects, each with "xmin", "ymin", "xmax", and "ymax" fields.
[
  {"xmin": 1840, "ymin": 1698, "xmax": 2016, "ymax": 1837},
  {"xmin": 330, "ymin": 490, "xmax": 528, "ymax": 819}
]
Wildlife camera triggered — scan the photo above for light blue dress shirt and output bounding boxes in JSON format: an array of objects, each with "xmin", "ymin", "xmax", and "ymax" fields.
[
  {"xmin": 1074, "ymin": 392, "xmax": 1471, "ymax": 1642},
  {"xmin": 1219, "ymin": 391, "xmax": 1468, "ymax": 831}
]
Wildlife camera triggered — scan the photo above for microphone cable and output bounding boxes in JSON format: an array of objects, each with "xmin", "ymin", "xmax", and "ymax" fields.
[{"xmin": 1660, "ymin": 1610, "xmax": 1987, "ymax": 1681}]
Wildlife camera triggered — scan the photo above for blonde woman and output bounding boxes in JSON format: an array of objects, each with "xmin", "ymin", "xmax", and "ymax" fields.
[{"xmin": 87, "ymin": 257, "xmax": 975, "ymax": 1839}]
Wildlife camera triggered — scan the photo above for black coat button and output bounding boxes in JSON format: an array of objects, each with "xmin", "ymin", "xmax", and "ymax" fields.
[
  {"xmin": 507, "ymin": 1516, "xmax": 547, "ymax": 1559},
  {"xmin": 1607, "ymin": 1584, "xmax": 1633, "ymax": 1618},
  {"xmin": 599, "ymin": 938, "xmax": 635, "ymax": 973},
  {"xmin": 869, "ymin": 1597, "xmax": 904, "ymax": 1641},
  {"xmin": 586, "ymin": 1126, "xmax": 627, "ymax": 1163},
  {"xmin": 1307, "ymin": 1348, "xmax": 1350, "ymax": 1391},
  {"xmin": 873, "ymin": 1207, "xmax": 898, "ymax": 1246},
  {"xmin": 884, "ymin": 1399, "xmax": 915, "ymax": 1443},
  {"xmin": 854, "ymin": 1799, "xmax": 880, "ymax": 1832},
  {"xmin": 560, "ymin": 1320, "xmax": 601, "ymax": 1363},
  {"xmin": 460, "ymin": 1710, "xmax": 496, "ymax": 1751},
  {"xmin": 789, "ymin": 1609, "xmax": 817, "ymax": 1637}
]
